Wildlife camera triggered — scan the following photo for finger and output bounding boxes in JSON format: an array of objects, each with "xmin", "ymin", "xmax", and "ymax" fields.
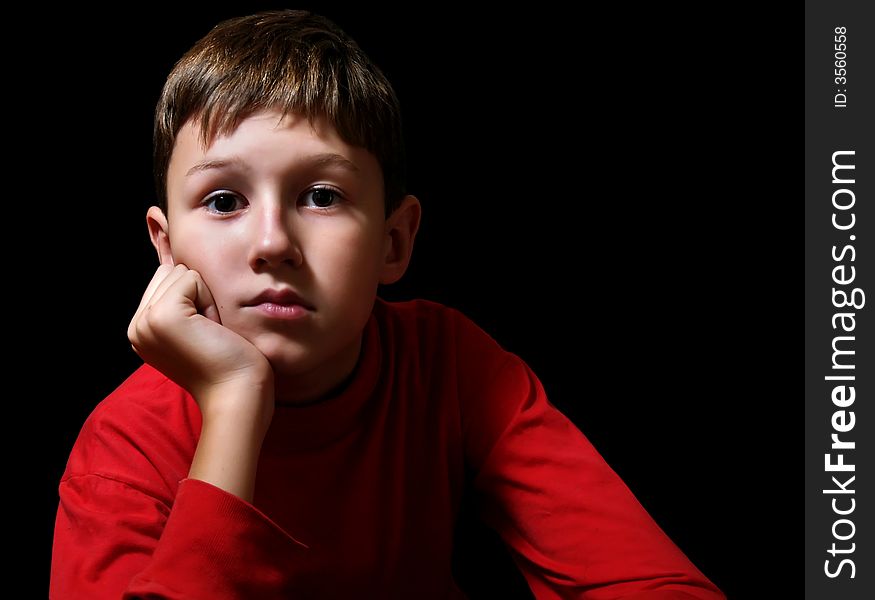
[
  {"xmin": 130, "ymin": 264, "xmax": 190, "ymax": 330},
  {"xmin": 132, "ymin": 264, "xmax": 175, "ymax": 321},
  {"xmin": 173, "ymin": 269, "xmax": 222, "ymax": 324},
  {"xmin": 145, "ymin": 264, "xmax": 192, "ymax": 309}
]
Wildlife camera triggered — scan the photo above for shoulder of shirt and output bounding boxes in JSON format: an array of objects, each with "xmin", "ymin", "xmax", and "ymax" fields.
[
  {"xmin": 372, "ymin": 296, "xmax": 517, "ymax": 368},
  {"xmin": 60, "ymin": 364, "xmax": 201, "ymax": 490},
  {"xmin": 88, "ymin": 363, "xmax": 197, "ymax": 425},
  {"xmin": 373, "ymin": 296, "xmax": 493, "ymax": 341}
]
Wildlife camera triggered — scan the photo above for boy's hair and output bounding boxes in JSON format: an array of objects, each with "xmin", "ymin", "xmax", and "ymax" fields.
[{"xmin": 154, "ymin": 10, "xmax": 407, "ymax": 218}]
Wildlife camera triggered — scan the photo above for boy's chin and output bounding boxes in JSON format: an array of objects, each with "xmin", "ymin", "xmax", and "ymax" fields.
[
  {"xmin": 258, "ymin": 345, "xmax": 313, "ymax": 376},
  {"xmin": 242, "ymin": 329, "xmax": 310, "ymax": 363}
]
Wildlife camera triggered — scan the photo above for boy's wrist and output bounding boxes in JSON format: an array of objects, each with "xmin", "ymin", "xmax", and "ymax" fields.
[
  {"xmin": 189, "ymin": 383, "xmax": 274, "ymax": 503},
  {"xmin": 197, "ymin": 376, "xmax": 275, "ymax": 434}
]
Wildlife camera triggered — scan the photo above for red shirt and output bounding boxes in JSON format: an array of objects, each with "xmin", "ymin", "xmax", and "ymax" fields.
[{"xmin": 51, "ymin": 298, "xmax": 725, "ymax": 599}]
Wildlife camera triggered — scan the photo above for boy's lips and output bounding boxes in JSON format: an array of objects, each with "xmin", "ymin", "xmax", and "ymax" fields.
[{"xmin": 245, "ymin": 288, "xmax": 314, "ymax": 310}]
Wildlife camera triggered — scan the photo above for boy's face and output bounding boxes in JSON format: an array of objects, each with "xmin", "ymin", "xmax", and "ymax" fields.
[{"xmin": 148, "ymin": 110, "xmax": 419, "ymax": 403}]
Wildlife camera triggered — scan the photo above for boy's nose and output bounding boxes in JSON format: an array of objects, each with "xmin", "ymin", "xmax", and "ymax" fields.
[{"xmin": 247, "ymin": 203, "xmax": 303, "ymax": 270}]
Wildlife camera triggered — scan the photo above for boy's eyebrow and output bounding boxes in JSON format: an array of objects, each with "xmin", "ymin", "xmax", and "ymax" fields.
[
  {"xmin": 185, "ymin": 153, "xmax": 360, "ymax": 177},
  {"xmin": 186, "ymin": 157, "xmax": 251, "ymax": 177}
]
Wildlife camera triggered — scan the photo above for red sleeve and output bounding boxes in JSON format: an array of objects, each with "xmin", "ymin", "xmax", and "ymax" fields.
[
  {"xmin": 465, "ymin": 355, "xmax": 726, "ymax": 600},
  {"xmin": 50, "ymin": 475, "xmax": 309, "ymax": 599}
]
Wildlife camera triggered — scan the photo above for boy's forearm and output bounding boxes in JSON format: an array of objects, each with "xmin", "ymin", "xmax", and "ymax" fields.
[{"xmin": 188, "ymin": 387, "xmax": 274, "ymax": 504}]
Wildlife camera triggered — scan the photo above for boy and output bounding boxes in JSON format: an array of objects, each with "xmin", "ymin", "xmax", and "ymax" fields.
[{"xmin": 51, "ymin": 10, "xmax": 725, "ymax": 599}]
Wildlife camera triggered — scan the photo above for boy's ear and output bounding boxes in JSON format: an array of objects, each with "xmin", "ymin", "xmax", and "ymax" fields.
[
  {"xmin": 379, "ymin": 195, "xmax": 421, "ymax": 285},
  {"xmin": 146, "ymin": 206, "xmax": 175, "ymax": 267}
]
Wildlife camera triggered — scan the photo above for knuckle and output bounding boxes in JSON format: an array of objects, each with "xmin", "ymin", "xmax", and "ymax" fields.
[
  {"xmin": 145, "ymin": 308, "xmax": 167, "ymax": 328},
  {"xmin": 147, "ymin": 305, "xmax": 177, "ymax": 330}
]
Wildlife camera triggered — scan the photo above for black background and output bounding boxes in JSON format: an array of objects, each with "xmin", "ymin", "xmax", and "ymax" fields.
[{"xmin": 34, "ymin": 5, "xmax": 800, "ymax": 598}]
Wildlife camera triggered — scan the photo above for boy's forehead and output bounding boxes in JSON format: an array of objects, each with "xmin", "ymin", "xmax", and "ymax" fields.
[
  {"xmin": 178, "ymin": 111, "xmax": 340, "ymax": 154},
  {"xmin": 169, "ymin": 110, "xmax": 379, "ymax": 179}
]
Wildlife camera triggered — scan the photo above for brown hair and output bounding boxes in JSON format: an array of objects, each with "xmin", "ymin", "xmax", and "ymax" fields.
[{"xmin": 154, "ymin": 10, "xmax": 406, "ymax": 218}]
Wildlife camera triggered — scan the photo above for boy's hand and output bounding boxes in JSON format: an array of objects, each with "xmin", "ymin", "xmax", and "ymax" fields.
[{"xmin": 128, "ymin": 264, "xmax": 274, "ymax": 427}]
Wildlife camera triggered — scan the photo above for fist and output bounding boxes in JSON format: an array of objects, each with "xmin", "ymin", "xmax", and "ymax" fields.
[{"xmin": 128, "ymin": 264, "xmax": 274, "ymax": 417}]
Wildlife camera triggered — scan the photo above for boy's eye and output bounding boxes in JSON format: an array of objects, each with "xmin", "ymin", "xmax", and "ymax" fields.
[
  {"xmin": 303, "ymin": 186, "xmax": 342, "ymax": 210},
  {"xmin": 203, "ymin": 191, "xmax": 245, "ymax": 214}
]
